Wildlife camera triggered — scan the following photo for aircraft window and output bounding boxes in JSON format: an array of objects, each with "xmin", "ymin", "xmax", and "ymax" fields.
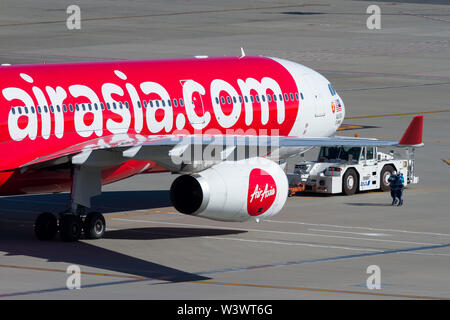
[
  {"xmin": 24, "ymin": 106, "xmax": 28, "ymax": 114},
  {"xmin": 37, "ymin": 106, "xmax": 42, "ymax": 113},
  {"xmin": 56, "ymin": 105, "xmax": 61, "ymax": 112},
  {"xmin": 119, "ymin": 102, "xmax": 123, "ymax": 109},
  {"xmin": 279, "ymin": 94, "xmax": 283, "ymax": 101},
  {"xmin": 233, "ymin": 96, "xmax": 237, "ymax": 103},
  {"xmin": 290, "ymin": 93, "xmax": 294, "ymax": 101},
  {"xmin": 68, "ymin": 104, "xmax": 73, "ymax": 112},
  {"xmin": 88, "ymin": 104, "xmax": 92, "ymax": 111},
  {"xmin": 244, "ymin": 96, "xmax": 248, "ymax": 103},
  {"xmin": 147, "ymin": 100, "xmax": 152, "ymax": 108},
  {"xmin": 215, "ymin": 97, "xmax": 219, "ymax": 104},
  {"xmin": 273, "ymin": 94, "xmax": 277, "ymax": 102},
  {"xmin": 83, "ymin": 104, "xmax": 87, "ymax": 112},
  {"xmin": 173, "ymin": 99, "xmax": 178, "ymax": 107},
  {"xmin": 31, "ymin": 106, "xmax": 35, "ymax": 114},
  {"xmin": 261, "ymin": 95, "xmax": 266, "ymax": 102},
  {"xmin": 50, "ymin": 105, "xmax": 55, "ymax": 113},
  {"xmin": 101, "ymin": 103, "xmax": 105, "ymax": 110},
  {"xmin": 221, "ymin": 97, "xmax": 225, "ymax": 104},
  {"xmin": 256, "ymin": 95, "xmax": 260, "ymax": 103},
  {"xmin": 179, "ymin": 98, "xmax": 184, "ymax": 106},
  {"xmin": 226, "ymin": 96, "xmax": 231, "ymax": 104},
  {"xmin": 113, "ymin": 102, "xmax": 118, "ymax": 109},
  {"xmin": 63, "ymin": 104, "xmax": 67, "ymax": 112},
  {"xmin": 11, "ymin": 108, "xmax": 15, "ymax": 115},
  {"xmin": 18, "ymin": 107, "xmax": 22, "ymax": 115},
  {"xmin": 105, "ymin": 103, "xmax": 110, "ymax": 110},
  {"xmin": 267, "ymin": 94, "xmax": 271, "ymax": 102},
  {"xmin": 300, "ymin": 92, "xmax": 304, "ymax": 100},
  {"xmin": 295, "ymin": 93, "xmax": 299, "ymax": 101},
  {"xmin": 250, "ymin": 95, "xmax": 254, "ymax": 103},
  {"xmin": 162, "ymin": 100, "xmax": 166, "ymax": 107},
  {"xmin": 168, "ymin": 100, "xmax": 172, "ymax": 107},
  {"xmin": 156, "ymin": 100, "xmax": 160, "ymax": 107},
  {"xmin": 284, "ymin": 93, "xmax": 289, "ymax": 101},
  {"xmin": 125, "ymin": 101, "xmax": 129, "ymax": 109},
  {"xmin": 239, "ymin": 96, "xmax": 243, "ymax": 103}
]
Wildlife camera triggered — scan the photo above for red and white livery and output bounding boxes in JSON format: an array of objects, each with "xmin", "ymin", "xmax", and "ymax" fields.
[{"xmin": 0, "ymin": 56, "xmax": 422, "ymax": 241}]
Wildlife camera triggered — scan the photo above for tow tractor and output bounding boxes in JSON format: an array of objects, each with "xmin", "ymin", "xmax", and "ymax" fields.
[{"xmin": 287, "ymin": 146, "xmax": 419, "ymax": 195}]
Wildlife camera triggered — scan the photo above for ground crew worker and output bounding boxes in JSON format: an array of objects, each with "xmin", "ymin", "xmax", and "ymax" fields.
[
  {"xmin": 388, "ymin": 171, "xmax": 398, "ymax": 205},
  {"xmin": 396, "ymin": 172, "xmax": 405, "ymax": 206}
]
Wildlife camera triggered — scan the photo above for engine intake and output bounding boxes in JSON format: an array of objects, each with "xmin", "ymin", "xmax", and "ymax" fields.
[{"xmin": 170, "ymin": 158, "xmax": 288, "ymax": 222}]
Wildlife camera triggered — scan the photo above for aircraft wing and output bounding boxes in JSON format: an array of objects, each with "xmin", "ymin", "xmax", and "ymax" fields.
[{"xmin": 20, "ymin": 115, "xmax": 423, "ymax": 170}]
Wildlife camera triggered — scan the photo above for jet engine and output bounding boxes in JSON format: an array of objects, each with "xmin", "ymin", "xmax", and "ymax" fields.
[{"xmin": 170, "ymin": 158, "xmax": 288, "ymax": 222}]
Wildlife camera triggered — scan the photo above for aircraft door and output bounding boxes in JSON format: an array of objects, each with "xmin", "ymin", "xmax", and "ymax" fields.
[{"xmin": 303, "ymin": 74, "xmax": 326, "ymax": 117}]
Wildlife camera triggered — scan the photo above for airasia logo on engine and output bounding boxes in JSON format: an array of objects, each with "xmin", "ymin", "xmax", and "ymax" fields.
[{"xmin": 247, "ymin": 168, "xmax": 277, "ymax": 216}]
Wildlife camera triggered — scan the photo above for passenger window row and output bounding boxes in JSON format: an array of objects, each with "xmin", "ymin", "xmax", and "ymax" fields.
[
  {"xmin": 10, "ymin": 92, "xmax": 305, "ymax": 115},
  {"xmin": 216, "ymin": 92, "xmax": 303, "ymax": 105}
]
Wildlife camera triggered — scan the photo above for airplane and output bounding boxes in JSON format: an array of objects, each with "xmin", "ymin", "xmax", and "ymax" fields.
[{"xmin": 0, "ymin": 56, "xmax": 423, "ymax": 242}]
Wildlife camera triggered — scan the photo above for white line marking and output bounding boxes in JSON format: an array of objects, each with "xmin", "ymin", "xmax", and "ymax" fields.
[
  {"xmin": 110, "ymin": 218, "xmax": 442, "ymax": 246},
  {"xmin": 308, "ymin": 229, "xmax": 391, "ymax": 237},
  {"xmin": 267, "ymin": 219, "xmax": 450, "ymax": 237},
  {"xmin": 203, "ymin": 236, "xmax": 381, "ymax": 252}
]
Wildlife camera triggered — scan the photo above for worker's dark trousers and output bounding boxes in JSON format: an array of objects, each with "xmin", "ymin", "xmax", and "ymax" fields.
[
  {"xmin": 396, "ymin": 189, "xmax": 404, "ymax": 205},
  {"xmin": 390, "ymin": 190, "xmax": 397, "ymax": 204}
]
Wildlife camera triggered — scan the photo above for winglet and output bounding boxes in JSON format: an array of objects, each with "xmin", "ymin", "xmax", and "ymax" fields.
[{"xmin": 398, "ymin": 115, "xmax": 423, "ymax": 147}]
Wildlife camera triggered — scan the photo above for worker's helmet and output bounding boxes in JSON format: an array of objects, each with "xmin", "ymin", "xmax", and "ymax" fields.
[{"xmin": 392, "ymin": 171, "xmax": 397, "ymax": 175}]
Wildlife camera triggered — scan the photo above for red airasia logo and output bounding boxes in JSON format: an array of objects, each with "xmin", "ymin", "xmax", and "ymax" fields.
[{"xmin": 247, "ymin": 168, "xmax": 277, "ymax": 216}]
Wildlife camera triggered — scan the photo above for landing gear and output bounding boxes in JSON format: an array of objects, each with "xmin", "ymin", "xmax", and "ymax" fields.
[
  {"xmin": 34, "ymin": 211, "xmax": 106, "ymax": 242},
  {"xmin": 34, "ymin": 212, "xmax": 58, "ymax": 240},
  {"xmin": 59, "ymin": 214, "xmax": 83, "ymax": 242},
  {"xmin": 34, "ymin": 162, "xmax": 106, "ymax": 242},
  {"xmin": 83, "ymin": 212, "xmax": 106, "ymax": 240}
]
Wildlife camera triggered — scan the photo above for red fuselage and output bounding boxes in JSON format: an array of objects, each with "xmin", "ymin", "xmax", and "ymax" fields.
[{"xmin": 0, "ymin": 56, "xmax": 340, "ymax": 196}]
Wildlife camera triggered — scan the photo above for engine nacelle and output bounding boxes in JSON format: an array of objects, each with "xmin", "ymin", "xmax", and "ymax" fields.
[{"xmin": 170, "ymin": 158, "xmax": 288, "ymax": 222}]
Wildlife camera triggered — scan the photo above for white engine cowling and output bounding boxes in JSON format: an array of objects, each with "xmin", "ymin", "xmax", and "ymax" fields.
[{"xmin": 170, "ymin": 158, "xmax": 288, "ymax": 222}]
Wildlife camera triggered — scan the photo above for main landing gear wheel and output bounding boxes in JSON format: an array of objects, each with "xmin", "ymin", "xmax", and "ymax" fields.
[
  {"xmin": 83, "ymin": 212, "xmax": 106, "ymax": 240},
  {"xmin": 59, "ymin": 215, "xmax": 82, "ymax": 242},
  {"xmin": 34, "ymin": 212, "xmax": 58, "ymax": 240}
]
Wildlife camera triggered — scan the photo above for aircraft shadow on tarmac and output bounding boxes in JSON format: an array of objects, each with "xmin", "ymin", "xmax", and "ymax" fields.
[
  {"xmin": 104, "ymin": 227, "xmax": 246, "ymax": 241},
  {"xmin": 0, "ymin": 190, "xmax": 174, "ymax": 216},
  {"xmin": 0, "ymin": 190, "xmax": 246, "ymax": 282}
]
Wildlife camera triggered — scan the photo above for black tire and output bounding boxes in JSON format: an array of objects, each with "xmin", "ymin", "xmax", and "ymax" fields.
[
  {"xmin": 34, "ymin": 212, "xmax": 58, "ymax": 240},
  {"xmin": 83, "ymin": 212, "xmax": 105, "ymax": 239},
  {"xmin": 380, "ymin": 165, "xmax": 395, "ymax": 192},
  {"xmin": 342, "ymin": 168, "xmax": 358, "ymax": 195},
  {"xmin": 59, "ymin": 215, "xmax": 82, "ymax": 242}
]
